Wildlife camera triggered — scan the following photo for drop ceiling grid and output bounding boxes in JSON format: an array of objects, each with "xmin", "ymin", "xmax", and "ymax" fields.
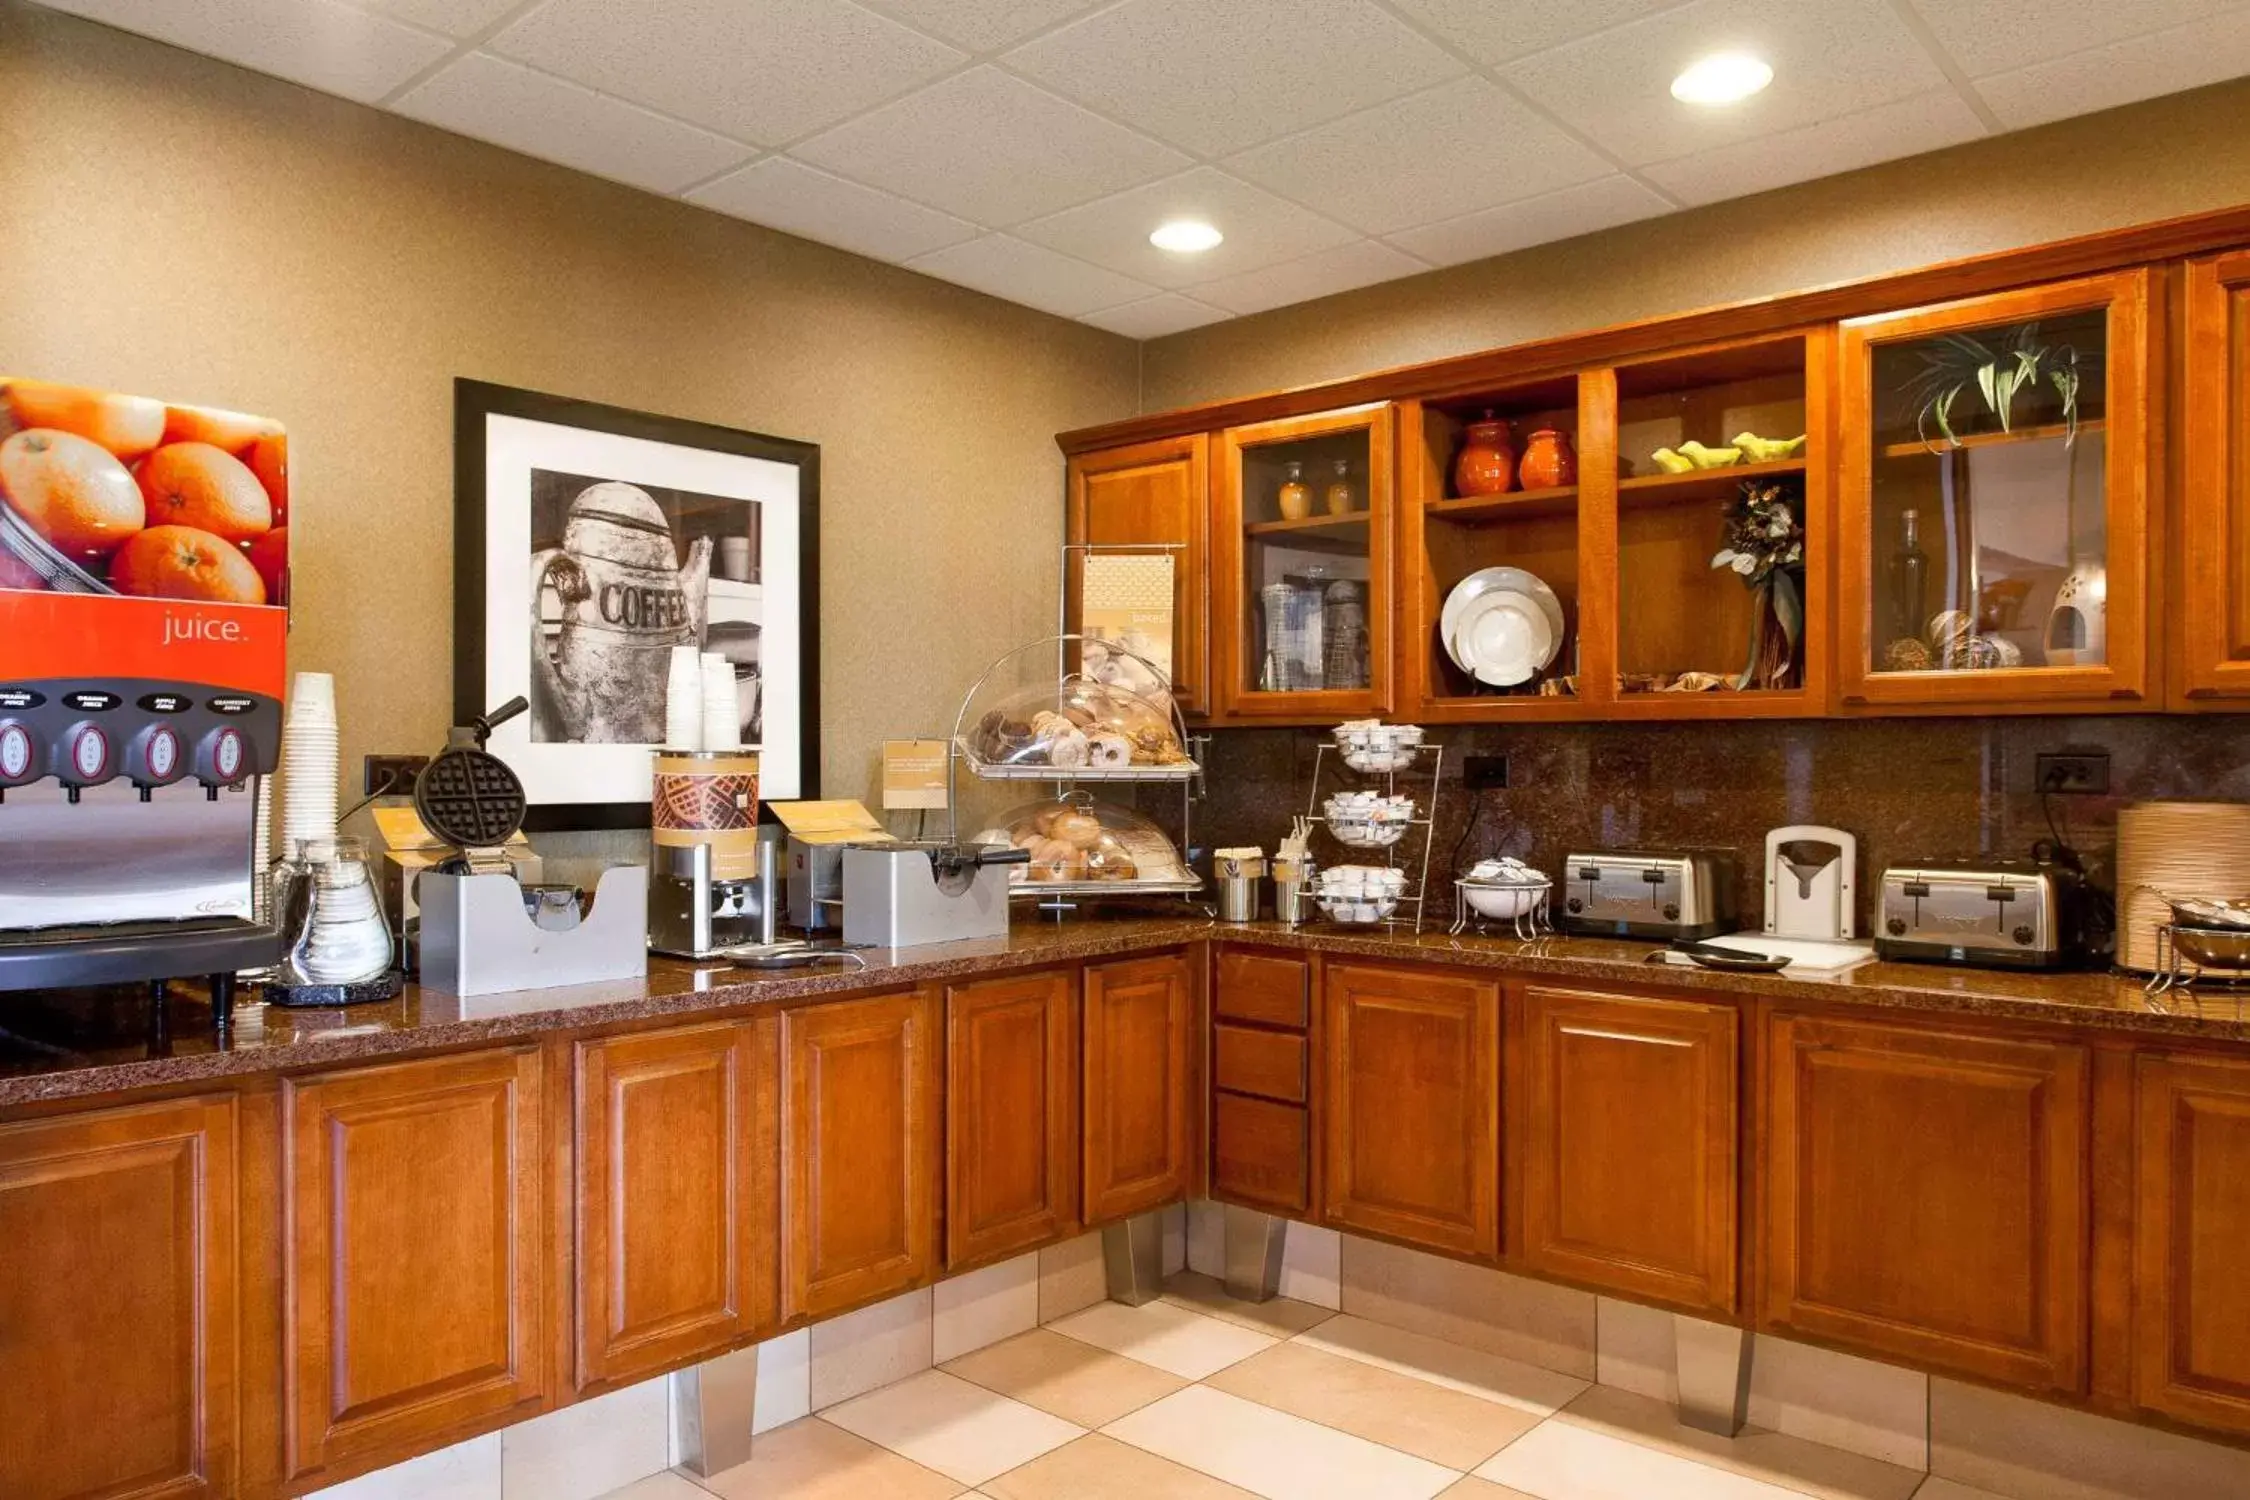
[{"xmin": 28, "ymin": 0, "xmax": 2250, "ymax": 331}]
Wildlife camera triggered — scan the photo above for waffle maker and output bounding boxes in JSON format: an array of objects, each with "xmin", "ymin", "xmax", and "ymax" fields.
[{"xmin": 417, "ymin": 697, "xmax": 529, "ymax": 874}]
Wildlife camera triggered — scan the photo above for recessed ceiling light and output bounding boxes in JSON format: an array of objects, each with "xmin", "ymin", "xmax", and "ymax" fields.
[
  {"xmin": 1670, "ymin": 52, "xmax": 1773, "ymax": 106},
  {"xmin": 1150, "ymin": 219, "xmax": 1223, "ymax": 254}
]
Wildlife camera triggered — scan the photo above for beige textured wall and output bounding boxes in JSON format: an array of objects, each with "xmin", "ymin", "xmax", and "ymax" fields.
[
  {"xmin": 0, "ymin": 1, "xmax": 1138, "ymax": 815},
  {"xmin": 1142, "ymin": 78, "xmax": 2250, "ymax": 412}
]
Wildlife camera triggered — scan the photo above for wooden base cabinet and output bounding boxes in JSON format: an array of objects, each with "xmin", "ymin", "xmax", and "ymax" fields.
[
  {"xmin": 1763, "ymin": 1013, "xmax": 2089, "ymax": 1391},
  {"xmin": 1519, "ymin": 986, "xmax": 1737, "ymax": 1313},
  {"xmin": 782, "ymin": 989, "xmax": 940, "ymax": 1322},
  {"xmin": 1322, "ymin": 962, "xmax": 1499, "ymax": 1258},
  {"xmin": 2134, "ymin": 1053, "xmax": 2250, "ymax": 1434},
  {"xmin": 574, "ymin": 1020, "xmax": 779, "ymax": 1392},
  {"xmin": 0, "ymin": 1097, "xmax": 238, "ymax": 1500},
  {"xmin": 1084, "ymin": 952, "xmax": 1195, "ymax": 1224},
  {"xmin": 284, "ymin": 1050, "xmax": 549, "ymax": 1484},
  {"xmin": 946, "ymin": 970, "xmax": 1079, "ymax": 1267}
]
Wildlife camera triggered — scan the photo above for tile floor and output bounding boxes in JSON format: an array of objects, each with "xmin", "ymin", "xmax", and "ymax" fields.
[{"xmin": 594, "ymin": 1274, "xmax": 2009, "ymax": 1500}]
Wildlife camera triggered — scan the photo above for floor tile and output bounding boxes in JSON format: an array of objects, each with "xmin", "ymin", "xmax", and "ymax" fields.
[
  {"xmin": 1437, "ymin": 1480, "xmax": 1541, "ymax": 1500},
  {"xmin": 1340, "ymin": 1236, "xmax": 1596, "ymax": 1379},
  {"xmin": 1930, "ymin": 1375, "xmax": 2250, "ymax": 1500},
  {"xmin": 985, "ymin": 1431, "xmax": 1261, "ymax": 1499},
  {"xmin": 1163, "ymin": 1271, "xmax": 1336, "ymax": 1338},
  {"xmin": 693, "ymin": 1416, "xmax": 965, "ymax": 1500},
  {"xmin": 1297, "ymin": 1315, "xmax": 1589, "ymax": 1415},
  {"xmin": 821, "ymin": 1369, "xmax": 1082, "ymax": 1487},
  {"xmin": 1104, "ymin": 1384, "xmax": 1460, "ymax": 1500},
  {"xmin": 1556, "ymin": 1385, "xmax": 1923, "ymax": 1500},
  {"xmin": 1206, "ymin": 1340, "xmax": 1540, "ymax": 1470},
  {"xmin": 942, "ymin": 1326, "xmax": 1188, "ymax": 1427},
  {"xmin": 935, "ymin": 1254, "xmax": 1042, "ymax": 1363},
  {"xmin": 1476, "ymin": 1418, "xmax": 1811, "ymax": 1500},
  {"xmin": 808, "ymin": 1286, "xmax": 932, "ymax": 1410},
  {"xmin": 1049, "ymin": 1298, "xmax": 1277, "ymax": 1380}
]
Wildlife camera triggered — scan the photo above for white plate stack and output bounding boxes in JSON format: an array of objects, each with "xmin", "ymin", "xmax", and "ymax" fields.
[
  {"xmin": 279, "ymin": 671, "xmax": 339, "ymax": 851},
  {"xmin": 1441, "ymin": 567, "xmax": 1565, "ymax": 687},
  {"xmin": 664, "ymin": 644, "xmax": 704, "ymax": 749}
]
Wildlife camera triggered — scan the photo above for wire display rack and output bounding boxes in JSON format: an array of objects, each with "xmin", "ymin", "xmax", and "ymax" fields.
[{"xmin": 1301, "ymin": 739, "xmax": 1442, "ymax": 934}]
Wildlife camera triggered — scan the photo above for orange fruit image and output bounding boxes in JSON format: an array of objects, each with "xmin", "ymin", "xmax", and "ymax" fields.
[
  {"xmin": 248, "ymin": 526, "xmax": 288, "ymax": 605},
  {"xmin": 137, "ymin": 441, "xmax": 271, "ymax": 543},
  {"xmin": 246, "ymin": 430, "xmax": 288, "ymax": 525},
  {"xmin": 0, "ymin": 428, "xmax": 146, "ymax": 558},
  {"xmin": 109, "ymin": 524, "xmax": 265, "ymax": 605},
  {"xmin": 162, "ymin": 402, "xmax": 280, "ymax": 454},
  {"xmin": 0, "ymin": 544, "xmax": 46, "ymax": 592},
  {"xmin": 3, "ymin": 379, "xmax": 167, "ymax": 459}
]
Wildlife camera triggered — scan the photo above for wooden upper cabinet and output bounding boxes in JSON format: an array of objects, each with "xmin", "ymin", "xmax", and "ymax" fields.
[
  {"xmin": 0, "ymin": 1097, "xmax": 237, "ymax": 1500},
  {"xmin": 781, "ymin": 988, "xmax": 940, "ymax": 1322},
  {"xmin": 1083, "ymin": 951, "xmax": 1195, "ymax": 1224},
  {"xmin": 2133, "ymin": 1052, "xmax": 2250, "ymax": 1434},
  {"xmin": 1519, "ymin": 986, "xmax": 1738, "ymax": 1314},
  {"xmin": 574, "ymin": 1019, "xmax": 779, "ymax": 1393},
  {"xmin": 1322, "ymin": 961, "xmax": 1499, "ymax": 1258},
  {"xmin": 1066, "ymin": 434, "xmax": 1210, "ymax": 715},
  {"xmin": 1763, "ymin": 1013, "xmax": 2089, "ymax": 1391},
  {"xmin": 1838, "ymin": 270, "xmax": 2155, "ymax": 711},
  {"xmin": 285, "ymin": 1050, "xmax": 549, "ymax": 1483},
  {"xmin": 947, "ymin": 968, "xmax": 1079, "ymax": 1268},
  {"xmin": 1212, "ymin": 404, "xmax": 1394, "ymax": 720},
  {"xmin": 2176, "ymin": 252, "xmax": 2250, "ymax": 703}
]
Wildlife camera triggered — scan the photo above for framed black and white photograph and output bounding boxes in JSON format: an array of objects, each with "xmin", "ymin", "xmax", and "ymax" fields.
[{"xmin": 454, "ymin": 379, "xmax": 819, "ymax": 828}]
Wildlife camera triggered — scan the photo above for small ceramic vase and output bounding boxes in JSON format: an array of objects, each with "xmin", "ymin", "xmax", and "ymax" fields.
[
  {"xmin": 1324, "ymin": 458, "xmax": 1357, "ymax": 516},
  {"xmin": 1519, "ymin": 428, "xmax": 1578, "ymax": 489},
  {"xmin": 1452, "ymin": 411, "xmax": 1515, "ymax": 497},
  {"xmin": 1276, "ymin": 460, "xmax": 1313, "ymax": 521}
]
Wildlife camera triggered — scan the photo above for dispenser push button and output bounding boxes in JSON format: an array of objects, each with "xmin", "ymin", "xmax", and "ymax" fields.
[
  {"xmin": 57, "ymin": 722, "xmax": 113, "ymax": 799},
  {"xmin": 128, "ymin": 723, "xmax": 187, "ymax": 796},
  {"xmin": 195, "ymin": 726, "xmax": 247, "ymax": 792},
  {"xmin": 0, "ymin": 721, "xmax": 37, "ymax": 784}
]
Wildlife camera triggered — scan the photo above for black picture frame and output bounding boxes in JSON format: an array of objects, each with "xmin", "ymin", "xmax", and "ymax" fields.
[{"xmin": 453, "ymin": 378, "xmax": 820, "ymax": 831}]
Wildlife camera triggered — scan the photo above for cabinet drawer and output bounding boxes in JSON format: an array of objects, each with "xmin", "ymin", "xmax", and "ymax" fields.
[
  {"xmin": 1213, "ymin": 1093, "xmax": 1308, "ymax": 1215},
  {"xmin": 1216, "ymin": 950, "xmax": 1309, "ymax": 1029},
  {"xmin": 1215, "ymin": 1024, "xmax": 1307, "ymax": 1103}
]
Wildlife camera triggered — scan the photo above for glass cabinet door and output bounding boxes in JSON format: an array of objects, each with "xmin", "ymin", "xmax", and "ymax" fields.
[
  {"xmin": 1839, "ymin": 271, "xmax": 2151, "ymax": 708},
  {"xmin": 1214, "ymin": 405, "xmax": 1392, "ymax": 719},
  {"xmin": 2180, "ymin": 252, "xmax": 2250, "ymax": 703}
]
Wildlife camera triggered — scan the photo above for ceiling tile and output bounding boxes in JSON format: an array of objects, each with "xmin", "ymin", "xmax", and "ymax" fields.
[
  {"xmin": 488, "ymin": 0, "xmax": 964, "ymax": 146},
  {"xmin": 1973, "ymin": 7, "xmax": 2250, "ymax": 128},
  {"xmin": 854, "ymin": 0, "xmax": 1109, "ymax": 52},
  {"xmin": 1187, "ymin": 239, "xmax": 1428, "ymax": 316},
  {"xmin": 688, "ymin": 157, "xmax": 978, "ymax": 261},
  {"xmin": 1907, "ymin": 0, "xmax": 2249, "ymax": 79},
  {"xmin": 354, "ymin": 0, "xmax": 524, "ymax": 39},
  {"xmin": 391, "ymin": 53, "xmax": 752, "ymax": 193},
  {"xmin": 793, "ymin": 66, "xmax": 1191, "ymax": 226},
  {"xmin": 1080, "ymin": 293, "xmax": 1232, "ymax": 338},
  {"xmin": 1499, "ymin": 0, "xmax": 1948, "ymax": 167},
  {"xmin": 1644, "ymin": 88, "xmax": 1985, "ymax": 207},
  {"xmin": 1014, "ymin": 167, "xmax": 1359, "ymax": 288},
  {"xmin": 904, "ymin": 234, "xmax": 1158, "ymax": 316},
  {"xmin": 1385, "ymin": 0, "xmax": 1691, "ymax": 66},
  {"xmin": 1225, "ymin": 77, "xmax": 1615, "ymax": 236},
  {"xmin": 38, "ymin": 0, "xmax": 452, "ymax": 103},
  {"xmin": 1003, "ymin": 0, "xmax": 1466, "ymax": 157},
  {"xmin": 1384, "ymin": 174, "xmax": 1671, "ymax": 267}
]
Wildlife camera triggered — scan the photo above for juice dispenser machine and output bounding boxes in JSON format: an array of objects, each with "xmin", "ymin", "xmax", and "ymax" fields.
[{"xmin": 0, "ymin": 376, "xmax": 290, "ymax": 1027}]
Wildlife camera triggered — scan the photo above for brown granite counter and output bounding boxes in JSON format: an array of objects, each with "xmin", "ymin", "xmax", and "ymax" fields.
[{"xmin": 6, "ymin": 917, "xmax": 2247, "ymax": 1110}]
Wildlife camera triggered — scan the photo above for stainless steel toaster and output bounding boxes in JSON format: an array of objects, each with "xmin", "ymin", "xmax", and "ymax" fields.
[
  {"xmin": 1875, "ymin": 863, "xmax": 2074, "ymax": 969},
  {"xmin": 1559, "ymin": 850, "xmax": 1736, "ymax": 941}
]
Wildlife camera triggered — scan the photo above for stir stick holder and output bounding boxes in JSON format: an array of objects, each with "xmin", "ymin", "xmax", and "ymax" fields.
[{"xmin": 419, "ymin": 866, "xmax": 649, "ymax": 996}]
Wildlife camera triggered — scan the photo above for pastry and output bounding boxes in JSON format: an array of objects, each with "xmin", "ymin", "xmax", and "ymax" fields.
[
  {"xmin": 1051, "ymin": 810, "xmax": 1102, "ymax": 849},
  {"xmin": 1027, "ymin": 837, "xmax": 1081, "ymax": 880},
  {"xmin": 1084, "ymin": 845, "xmax": 1139, "ymax": 882},
  {"xmin": 1048, "ymin": 728, "xmax": 1089, "ymax": 768},
  {"xmin": 1086, "ymin": 730, "xmax": 1132, "ymax": 767}
]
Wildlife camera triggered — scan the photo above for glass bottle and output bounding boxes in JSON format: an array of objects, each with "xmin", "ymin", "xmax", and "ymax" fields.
[
  {"xmin": 1324, "ymin": 459, "xmax": 1357, "ymax": 516},
  {"xmin": 1276, "ymin": 460, "xmax": 1313, "ymax": 522},
  {"xmin": 1887, "ymin": 508, "xmax": 1929, "ymax": 645}
]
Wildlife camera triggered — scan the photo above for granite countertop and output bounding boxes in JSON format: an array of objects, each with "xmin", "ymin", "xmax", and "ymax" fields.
[{"xmin": 4, "ymin": 917, "xmax": 2245, "ymax": 1109}]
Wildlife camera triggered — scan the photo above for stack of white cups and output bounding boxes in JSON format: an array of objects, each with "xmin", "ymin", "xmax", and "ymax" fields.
[
  {"xmin": 664, "ymin": 644, "xmax": 704, "ymax": 750},
  {"xmin": 279, "ymin": 671, "xmax": 339, "ymax": 850},
  {"xmin": 701, "ymin": 653, "xmax": 741, "ymax": 751}
]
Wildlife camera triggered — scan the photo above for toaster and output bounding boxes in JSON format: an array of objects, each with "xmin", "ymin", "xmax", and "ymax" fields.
[
  {"xmin": 1559, "ymin": 850, "xmax": 1736, "ymax": 941},
  {"xmin": 1875, "ymin": 863, "xmax": 2080, "ymax": 969}
]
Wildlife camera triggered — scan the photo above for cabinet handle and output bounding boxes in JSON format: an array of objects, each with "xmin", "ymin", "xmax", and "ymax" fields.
[{"xmin": 1558, "ymin": 1025, "xmax": 1691, "ymax": 1048}]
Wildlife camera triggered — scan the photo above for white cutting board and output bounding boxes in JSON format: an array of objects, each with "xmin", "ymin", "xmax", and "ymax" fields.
[{"xmin": 1699, "ymin": 932, "xmax": 1876, "ymax": 971}]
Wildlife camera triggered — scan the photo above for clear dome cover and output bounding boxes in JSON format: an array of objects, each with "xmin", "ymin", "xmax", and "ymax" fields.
[
  {"xmin": 961, "ymin": 672, "xmax": 1192, "ymax": 776},
  {"xmin": 967, "ymin": 789, "xmax": 1197, "ymax": 892}
]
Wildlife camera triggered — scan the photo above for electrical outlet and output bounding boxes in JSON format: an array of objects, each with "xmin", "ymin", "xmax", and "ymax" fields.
[
  {"xmin": 363, "ymin": 754, "xmax": 429, "ymax": 797},
  {"xmin": 1462, "ymin": 753, "xmax": 1510, "ymax": 790},
  {"xmin": 2036, "ymin": 750, "xmax": 2110, "ymax": 795}
]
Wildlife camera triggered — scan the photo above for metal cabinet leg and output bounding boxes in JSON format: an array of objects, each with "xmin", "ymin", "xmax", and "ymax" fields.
[
  {"xmin": 1672, "ymin": 1316, "xmax": 1753, "ymax": 1437},
  {"xmin": 673, "ymin": 1344, "xmax": 760, "ymax": 1478},
  {"xmin": 1102, "ymin": 1213, "xmax": 1166, "ymax": 1306},
  {"xmin": 1221, "ymin": 1205, "xmax": 1288, "ymax": 1303}
]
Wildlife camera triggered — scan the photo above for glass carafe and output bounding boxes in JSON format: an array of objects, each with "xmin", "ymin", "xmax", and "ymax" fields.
[{"xmin": 285, "ymin": 836, "xmax": 393, "ymax": 985}]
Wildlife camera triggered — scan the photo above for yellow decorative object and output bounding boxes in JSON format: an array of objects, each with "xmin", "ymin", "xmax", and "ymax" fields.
[
  {"xmin": 1678, "ymin": 440, "xmax": 1743, "ymax": 469},
  {"xmin": 1731, "ymin": 431, "xmax": 1807, "ymax": 463},
  {"xmin": 1649, "ymin": 446, "xmax": 1695, "ymax": 474}
]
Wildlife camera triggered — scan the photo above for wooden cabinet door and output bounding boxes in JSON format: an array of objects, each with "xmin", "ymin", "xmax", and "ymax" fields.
[
  {"xmin": 782, "ymin": 989, "xmax": 940, "ymax": 1321},
  {"xmin": 1083, "ymin": 952, "xmax": 1194, "ymax": 1224},
  {"xmin": 1322, "ymin": 962, "xmax": 1499, "ymax": 1258},
  {"xmin": 1066, "ymin": 434, "xmax": 1210, "ymax": 714},
  {"xmin": 1763, "ymin": 1013, "xmax": 2088, "ymax": 1390},
  {"xmin": 285, "ymin": 1049, "xmax": 548, "ymax": 1482},
  {"xmin": 2134, "ymin": 1053, "xmax": 2250, "ymax": 1433},
  {"xmin": 575, "ymin": 1018, "xmax": 779, "ymax": 1392},
  {"xmin": 0, "ymin": 1097, "xmax": 237, "ymax": 1500},
  {"xmin": 1521, "ymin": 986, "xmax": 1738, "ymax": 1313},
  {"xmin": 2177, "ymin": 252, "xmax": 2250, "ymax": 703},
  {"xmin": 947, "ymin": 969, "xmax": 1078, "ymax": 1267}
]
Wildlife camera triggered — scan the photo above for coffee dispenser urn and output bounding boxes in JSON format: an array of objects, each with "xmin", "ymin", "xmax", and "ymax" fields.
[{"xmin": 646, "ymin": 749, "xmax": 783, "ymax": 958}]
